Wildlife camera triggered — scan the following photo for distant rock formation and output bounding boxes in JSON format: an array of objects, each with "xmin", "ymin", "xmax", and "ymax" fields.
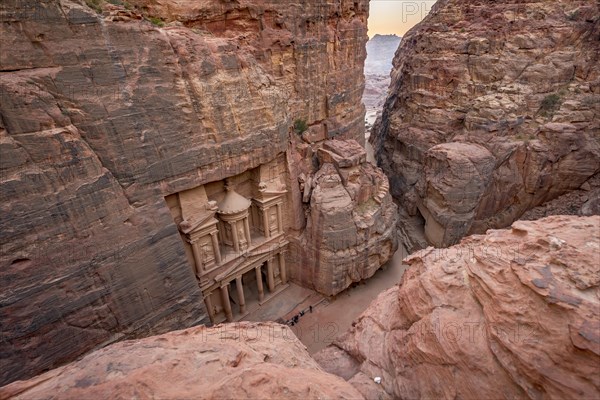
[
  {"xmin": 363, "ymin": 34, "xmax": 402, "ymax": 125},
  {"xmin": 0, "ymin": 322, "xmax": 364, "ymax": 400},
  {"xmin": 0, "ymin": 0, "xmax": 399, "ymax": 386},
  {"xmin": 316, "ymin": 215, "xmax": 600, "ymax": 399},
  {"xmin": 371, "ymin": 0, "xmax": 600, "ymax": 248},
  {"xmin": 365, "ymin": 34, "xmax": 402, "ymax": 76}
]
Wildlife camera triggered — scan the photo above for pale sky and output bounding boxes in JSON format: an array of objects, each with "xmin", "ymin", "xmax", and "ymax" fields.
[{"xmin": 369, "ymin": 1, "xmax": 438, "ymax": 37}]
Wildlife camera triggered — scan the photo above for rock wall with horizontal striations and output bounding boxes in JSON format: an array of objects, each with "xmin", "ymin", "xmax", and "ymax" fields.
[
  {"xmin": 126, "ymin": 0, "xmax": 369, "ymax": 143},
  {"xmin": 0, "ymin": 0, "xmax": 373, "ymax": 385},
  {"xmin": 370, "ymin": 0, "xmax": 600, "ymax": 247},
  {"xmin": 315, "ymin": 215, "xmax": 600, "ymax": 399}
]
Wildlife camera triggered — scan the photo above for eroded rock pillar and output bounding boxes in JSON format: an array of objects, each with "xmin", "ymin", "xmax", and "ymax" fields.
[
  {"xmin": 220, "ymin": 284, "xmax": 233, "ymax": 322},
  {"xmin": 276, "ymin": 203, "xmax": 283, "ymax": 234},
  {"xmin": 190, "ymin": 240, "xmax": 202, "ymax": 275},
  {"xmin": 278, "ymin": 251, "xmax": 287, "ymax": 285},
  {"xmin": 262, "ymin": 208, "xmax": 270, "ymax": 238},
  {"xmin": 210, "ymin": 232, "xmax": 221, "ymax": 264},
  {"xmin": 255, "ymin": 265, "xmax": 264, "ymax": 302},
  {"xmin": 244, "ymin": 218, "xmax": 252, "ymax": 247},
  {"xmin": 230, "ymin": 221, "xmax": 240, "ymax": 253},
  {"xmin": 266, "ymin": 258, "xmax": 275, "ymax": 292},
  {"xmin": 235, "ymin": 276, "xmax": 246, "ymax": 314},
  {"xmin": 204, "ymin": 292, "xmax": 215, "ymax": 324}
]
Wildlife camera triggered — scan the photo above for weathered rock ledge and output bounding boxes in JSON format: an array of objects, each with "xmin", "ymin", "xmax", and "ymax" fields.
[
  {"xmin": 0, "ymin": 322, "xmax": 364, "ymax": 399},
  {"xmin": 316, "ymin": 215, "xmax": 600, "ymax": 399}
]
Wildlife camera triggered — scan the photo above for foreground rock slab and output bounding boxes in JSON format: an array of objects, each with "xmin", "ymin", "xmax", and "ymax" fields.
[
  {"xmin": 316, "ymin": 215, "xmax": 600, "ymax": 399},
  {"xmin": 1, "ymin": 322, "xmax": 364, "ymax": 400}
]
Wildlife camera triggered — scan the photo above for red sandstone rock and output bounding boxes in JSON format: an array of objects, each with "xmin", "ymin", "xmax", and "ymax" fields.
[
  {"xmin": 521, "ymin": 173, "xmax": 600, "ymax": 220},
  {"xmin": 292, "ymin": 140, "xmax": 399, "ymax": 296},
  {"xmin": 371, "ymin": 0, "xmax": 600, "ymax": 247},
  {"xmin": 0, "ymin": 322, "xmax": 364, "ymax": 399},
  {"xmin": 316, "ymin": 215, "xmax": 600, "ymax": 399}
]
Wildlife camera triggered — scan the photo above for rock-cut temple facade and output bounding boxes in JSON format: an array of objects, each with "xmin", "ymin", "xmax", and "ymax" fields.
[{"xmin": 166, "ymin": 159, "xmax": 290, "ymax": 323}]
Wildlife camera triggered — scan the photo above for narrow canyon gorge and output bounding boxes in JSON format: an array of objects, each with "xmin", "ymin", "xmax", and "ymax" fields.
[{"xmin": 0, "ymin": 0, "xmax": 598, "ymax": 398}]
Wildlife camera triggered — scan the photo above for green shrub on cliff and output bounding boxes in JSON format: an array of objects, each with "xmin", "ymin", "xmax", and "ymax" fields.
[
  {"xmin": 539, "ymin": 93, "xmax": 562, "ymax": 117},
  {"xmin": 148, "ymin": 16, "xmax": 165, "ymax": 27},
  {"xmin": 294, "ymin": 118, "xmax": 308, "ymax": 135},
  {"xmin": 85, "ymin": 0, "xmax": 132, "ymax": 13},
  {"xmin": 85, "ymin": 0, "xmax": 103, "ymax": 13}
]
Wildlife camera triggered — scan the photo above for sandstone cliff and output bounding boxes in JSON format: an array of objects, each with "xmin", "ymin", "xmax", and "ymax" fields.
[
  {"xmin": 371, "ymin": 0, "xmax": 600, "ymax": 247},
  {"xmin": 291, "ymin": 139, "xmax": 398, "ymax": 296},
  {"xmin": 0, "ymin": 322, "xmax": 365, "ymax": 399},
  {"xmin": 0, "ymin": 0, "xmax": 393, "ymax": 386},
  {"xmin": 315, "ymin": 215, "xmax": 600, "ymax": 399}
]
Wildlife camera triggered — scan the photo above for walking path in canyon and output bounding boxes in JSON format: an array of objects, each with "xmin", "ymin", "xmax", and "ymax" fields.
[{"xmin": 244, "ymin": 243, "xmax": 409, "ymax": 354}]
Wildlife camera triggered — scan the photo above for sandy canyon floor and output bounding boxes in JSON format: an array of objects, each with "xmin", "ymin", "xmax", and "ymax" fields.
[{"xmin": 244, "ymin": 243, "xmax": 409, "ymax": 354}]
